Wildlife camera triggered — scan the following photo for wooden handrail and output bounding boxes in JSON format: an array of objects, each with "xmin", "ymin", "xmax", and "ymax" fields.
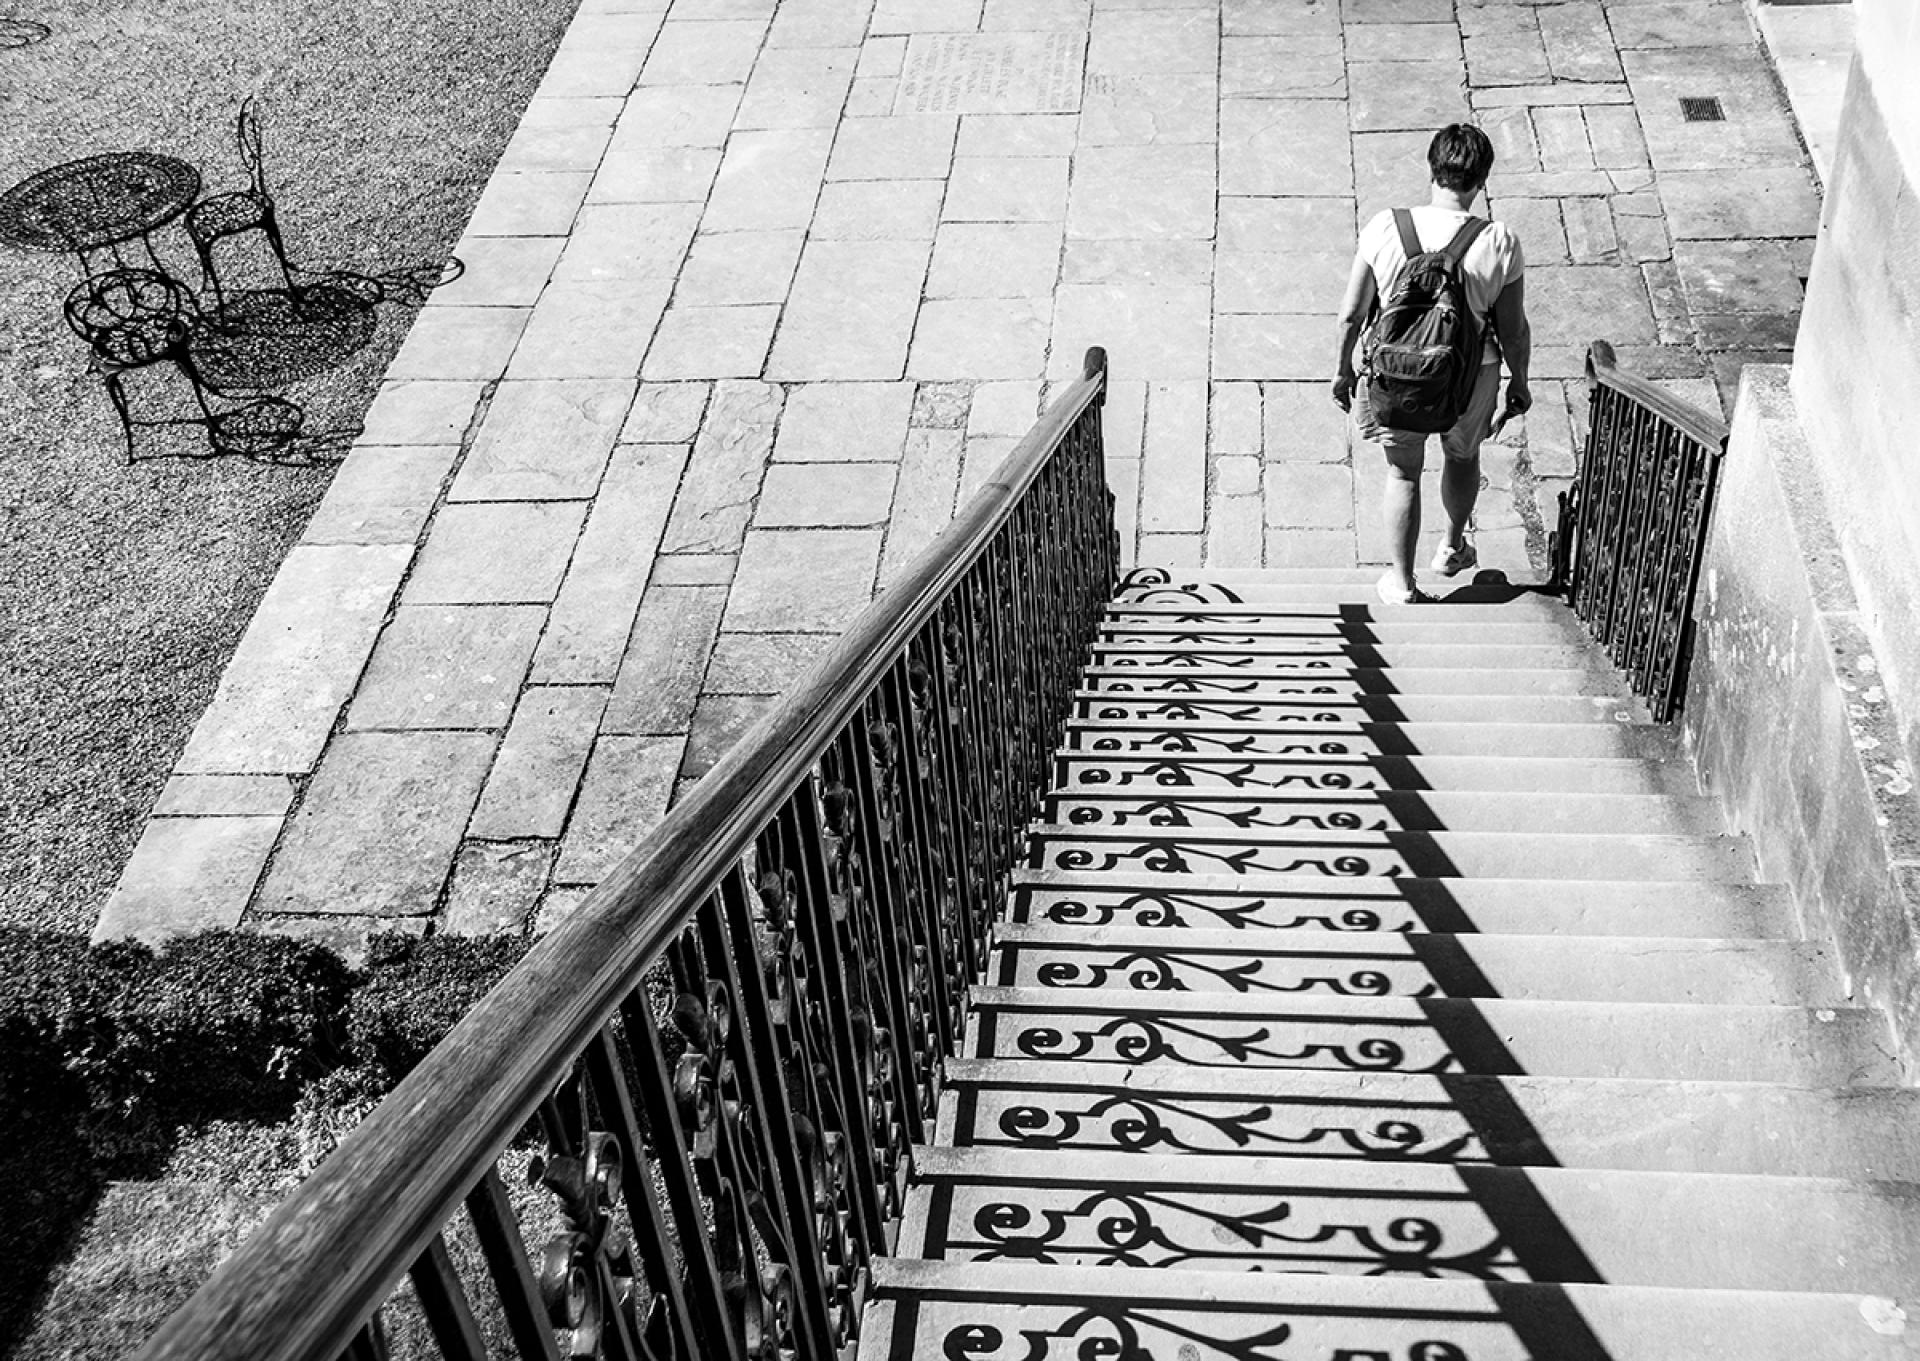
[
  {"xmin": 1585, "ymin": 339, "xmax": 1728, "ymax": 454},
  {"xmin": 133, "ymin": 346, "xmax": 1111, "ymax": 1361}
]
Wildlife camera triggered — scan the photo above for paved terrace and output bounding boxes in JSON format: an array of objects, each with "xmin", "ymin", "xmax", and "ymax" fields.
[{"xmin": 99, "ymin": 0, "xmax": 1821, "ymax": 946}]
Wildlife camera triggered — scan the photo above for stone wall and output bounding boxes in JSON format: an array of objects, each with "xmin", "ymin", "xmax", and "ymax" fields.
[
  {"xmin": 1686, "ymin": 368, "xmax": 1920, "ymax": 1068},
  {"xmin": 1789, "ymin": 0, "xmax": 1920, "ymax": 759},
  {"xmin": 1692, "ymin": 0, "xmax": 1920, "ymax": 1061}
]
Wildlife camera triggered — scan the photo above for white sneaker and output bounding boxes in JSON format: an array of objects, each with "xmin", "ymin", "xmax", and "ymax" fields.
[
  {"xmin": 1375, "ymin": 574, "xmax": 1430, "ymax": 606},
  {"xmin": 1431, "ymin": 539, "xmax": 1478, "ymax": 578}
]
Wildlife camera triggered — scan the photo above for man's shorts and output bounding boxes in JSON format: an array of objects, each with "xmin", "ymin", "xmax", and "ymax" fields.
[{"xmin": 1354, "ymin": 362, "xmax": 1503, "ymax": 463}]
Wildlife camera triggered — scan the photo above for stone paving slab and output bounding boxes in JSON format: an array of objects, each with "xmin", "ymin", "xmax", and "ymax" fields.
[
  {"xmin": 605, "ymin": 584, "xmax": 730, "ymax": 732},
  {"xmin": 150, "ymin": 775, "xmax": 297, "ymax": 819},
  {"xmin": 401, "ymin": 502, "xmax": 589, "ymax": 604},
  {"xmin": 96, "ymin": 818, "xmax": 287, "ymax": 942},
  {"xmin": 302, "ymin": 446, "xmax": 461, "ymax": 547},
  {"xmin": 258, "ymin": 732, "xmax": 497, "ymax": 918},
  {"xmin": 469, "ymin": 688, "xmax": 609, "ymax": 840},
  {"xmin": 347, "ymin": 605, "xmax": 547, "ymax": 731},
  {"xmin": 175, "ymin": 545, "xmax": 414, "ymax": 776},
  {"xmin": 1750, "ymin": 1, "xmax": 1853, "ymax": 185},
  {"xmin": 101, "ymin": 0, "xmax": 1828, "ymax": 946},
  {"xmin": 554, "ymin": 735, "xmax": 684, "ymax": 884},
  {"xmin": 535, "ymin": 441, "xmax": 689, "ymax": 681}
]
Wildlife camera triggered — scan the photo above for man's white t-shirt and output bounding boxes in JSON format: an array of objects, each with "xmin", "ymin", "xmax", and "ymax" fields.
[{"xmin": 1357, "ymin": 206, "xmax": 1525, "ymax": 365}]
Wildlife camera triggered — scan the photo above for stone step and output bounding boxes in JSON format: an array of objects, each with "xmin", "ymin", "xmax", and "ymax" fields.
[
  {"xmin": 1073, "ymin": 690, "xmax": 1646, "ymax": 726},
  {"xmin": 987, "ymin": 925, "xmax": 1835, "ymax": 1005},
  {"xmin": 965, "ymin": 987, "xmax": 1900, "ymax": 1085},
  {"xmin": 1106, "ymin": 585, "xmax": 1579, "ymax": 610},
  {"xmin": 1007, "ymin": 869, "xmax": 1797, "ymax": 939},
  {"xmin": 1116, "ymin": 567, "xmax": 1553, "ymax": 591},
  {"xmin": 1064, "ymin": 718, "xmax": 1678, "ymax": 760},
  {"xmin": 896, "ymin": 1145, "xmax": 1920, "ymax": 1294},
  {"xmin": 1120, "ymin": 565, "xmax": 1524, "ymax": 582},
  {"xmin": 1112, "ymin": 580, "xmax": 1569, "ymax": 607},
  {"xmin": 937, "ymin": 1059, "xmax": 1920, "ymax": 1180},
  {"xmin": 1122, "ymin": 567, "xmax": 1472, "ymax": 585},
  {"xmin": 1083, "ymin": 664, "xmax": 1633, "ymax": 697},
  {"xmin": 1089, "ymin": 640, "xmax": 1608, "ymax": 670},
  {"xmin": 1025, "ymin": 826, "xmax": 1756, "ymax": 883},
  {"xmin": 1053, "ymin": 752, "xmax": 1700, "ymax": 796},
  {"xmin": 862, "ymin": 1258, "xmax": 1920, "ymax": 1361},
  {"xmin": 1096, "ymin": 618, "xmax": 1591, "ymax": 646},
  {"xmin": 1106, "ymin": 597, "xmax": 1575, "ymax": 621},
  {"xmin": 1041, "ymin": 787, "xmax": 1725, "ymax": 835}
]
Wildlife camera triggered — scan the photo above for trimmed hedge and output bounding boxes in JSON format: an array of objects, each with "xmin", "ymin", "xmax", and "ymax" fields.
[
  {"xmin": 0, "ymin": 927, "xmax": 530, "ymax": 1162},
  {"xmin": 0, "ymin": 929, "xmax": 95, "ymax": 1117},
  {"xmin": 0, "ymin": 926, "xmax": 533, "ymax": 1340},
  {"xmin": 0, "ymin": 929, "xmax": 352, "ymax": 1144}
]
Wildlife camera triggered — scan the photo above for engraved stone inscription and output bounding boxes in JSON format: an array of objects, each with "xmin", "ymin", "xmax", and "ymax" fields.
[{"xmin": 895, "ymin": 31, "xmax": 1087, "ymax": 115}]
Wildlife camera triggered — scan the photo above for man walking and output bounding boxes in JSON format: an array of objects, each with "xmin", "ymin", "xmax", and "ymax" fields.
[{"xmin": 1332, "ymin": 123, "xmax": 1532, "ymax": 605}]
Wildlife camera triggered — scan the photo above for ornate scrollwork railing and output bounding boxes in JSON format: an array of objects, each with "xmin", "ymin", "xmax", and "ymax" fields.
[
  {"xmin": 134, "ymin": 349, "xmax": 1116, "ymax": 1361},
  {"xmin": 1549, "ymin": 340, "xmax": 1729, "ymax": 722}
]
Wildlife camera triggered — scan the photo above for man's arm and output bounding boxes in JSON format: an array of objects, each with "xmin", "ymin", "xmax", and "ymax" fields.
[
  {"xmin": 1332, "ymin": 254, "xmax": 1376, "ymax": 412},
  {"xmin": 1489, "ymin": 275, "xmax": 1532, "ymax": 422}
]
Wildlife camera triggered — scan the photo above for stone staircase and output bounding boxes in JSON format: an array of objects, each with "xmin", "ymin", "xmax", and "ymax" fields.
[{"xmin": 859, "ymin": 568, "xmax": 1920, "ymax": 1361}]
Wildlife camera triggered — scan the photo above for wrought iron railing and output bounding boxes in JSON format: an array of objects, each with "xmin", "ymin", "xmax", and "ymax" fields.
[
  {"xmin": 1549, "ymin": 340, "xmax": 1729, "ymax": 722},
  {"xmin": 134, "ymin": 349, "xmax": 1116, "ymax": 1361}
]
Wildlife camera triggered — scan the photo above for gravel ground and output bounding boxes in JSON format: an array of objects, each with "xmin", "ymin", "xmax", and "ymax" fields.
[{"xmin": 0, "ymin": 0, "xmax": 583, "ymax": 932}]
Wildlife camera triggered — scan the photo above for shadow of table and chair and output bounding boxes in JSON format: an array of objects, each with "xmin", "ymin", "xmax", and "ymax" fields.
[
  {"xmin": 60, "ymin": 267, "xmax": 375, "ymax": 463},
  {"xmin": 1, "ymin": 97, "xmax": 462, "ymax": 465}
]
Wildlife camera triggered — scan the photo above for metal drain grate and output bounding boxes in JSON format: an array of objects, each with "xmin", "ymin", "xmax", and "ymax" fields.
[{"xmin": 1680, "ymin": 96, "xmax": 1726, "ymax": 122}]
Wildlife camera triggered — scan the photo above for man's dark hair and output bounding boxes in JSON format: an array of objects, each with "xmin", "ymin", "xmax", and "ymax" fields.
[{"xmin": 1428, "ymin": 123, "xmax": 1495, "ymax": 193}]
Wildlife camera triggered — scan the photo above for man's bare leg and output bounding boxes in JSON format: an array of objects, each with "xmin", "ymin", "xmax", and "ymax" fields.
[
  {"xmin": 1380, "ymin": 442, "xmax": 1425, "ymax": 598},
  {"xmin": 1439, "ymin": 450, "xmax": 1479, "ymax": 550}
]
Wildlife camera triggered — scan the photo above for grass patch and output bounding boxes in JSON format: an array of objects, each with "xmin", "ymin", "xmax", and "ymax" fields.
[{"xmin": 0, "ymin": 0, "xmax": 583, "ymax": 934}]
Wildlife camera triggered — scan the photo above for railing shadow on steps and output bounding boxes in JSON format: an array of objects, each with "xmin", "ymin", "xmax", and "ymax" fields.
[
  {"xmin": 1550, "ymin": 339, "xmax": 1731, "ymax": 723},
  {"xmin": 131, "ymin": 348, "xmax": 1118, "ymax": 1361}
]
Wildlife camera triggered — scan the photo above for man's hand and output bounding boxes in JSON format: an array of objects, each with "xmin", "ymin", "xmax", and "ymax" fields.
[
  {"xmin": 1332, "ymin": 373, "xmax": 1356, "ymax": 412},
  {"xmin": 1490, "ymin": 378, "xmax": 1533, "ymax": 439}
]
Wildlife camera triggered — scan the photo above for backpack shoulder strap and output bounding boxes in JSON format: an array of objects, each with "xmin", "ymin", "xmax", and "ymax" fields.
[
  {"xmin": 1391, "ymin": 208, "xmax": 1423, "ymax": 262},
  {"xmin": 1440, "ymin": 215, "xmax": 1491, "ymax": 266}
]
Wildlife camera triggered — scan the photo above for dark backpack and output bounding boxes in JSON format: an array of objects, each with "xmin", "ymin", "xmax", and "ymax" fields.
[{"xmin": 1362, "ymin": 209, "xmax": 1490, "ymax": 434}]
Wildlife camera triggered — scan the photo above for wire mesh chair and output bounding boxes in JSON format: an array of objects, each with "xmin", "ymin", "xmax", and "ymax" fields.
[
  {"xmin": 27, "ymin": 95, "xmax": 445, "ymax": 467},
  {"xmin": 63, "ymin": 265, "xmax": 197, "ymax": 369},
  {"xmin": 63, "ymin": 267, "xmax": 305, "ymax": 462},
  {"xmin": 185, "ymin": 97, "xmax": 295, "ymax": 304}
]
